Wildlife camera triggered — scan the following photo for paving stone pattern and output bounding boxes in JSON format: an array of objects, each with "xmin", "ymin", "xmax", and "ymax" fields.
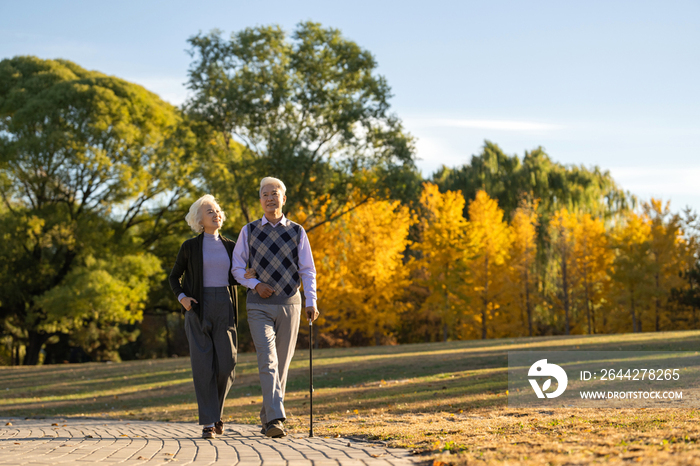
[{"xmin": 0, "ymin": 418, "xmax": 422, "ymax": 465}]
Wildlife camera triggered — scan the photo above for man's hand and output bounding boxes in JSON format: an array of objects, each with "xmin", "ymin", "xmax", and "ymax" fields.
[
  {"xmin": 306, "ymin": 306, "xmax": 319, "ymax": 322},
  {"xmin": 255, "ymin": 283, "xmax": 275, "ymax": 298},
  {"xmin": 180, "ymin": 296, "xmax": 198, "ymax": 311}
]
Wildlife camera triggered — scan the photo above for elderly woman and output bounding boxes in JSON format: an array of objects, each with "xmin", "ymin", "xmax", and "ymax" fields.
[{"xmin": 169, "ymin": 194, "xmax": 240, "ymax": 439}]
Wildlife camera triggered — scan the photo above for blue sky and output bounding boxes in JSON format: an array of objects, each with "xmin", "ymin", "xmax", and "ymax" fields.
[{"xmin": 2, "ymin": 0, "xmax": 699, "ymax": 212}]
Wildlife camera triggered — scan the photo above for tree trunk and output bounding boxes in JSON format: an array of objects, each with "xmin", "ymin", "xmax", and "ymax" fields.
[
  {"xmin": 654, "ymin": 272, "xmax": 660, "ymax": 332},
  {"xmin": 23, "ymin": 330, "xmax": 48, "ymax": 365},
  {"xmin": 222, "ymin": 133, "xmax": 251, "ymax": 224},
  {"xmin": 602, "ymin": 303, "xmax": 607, "ymax": 331},
  {"xmin": 630, "ymin": 288, "xmax": 637, "ymax": 333},
  {"xmin": 692, "ymin": 279, "xmax": 698, "ymax": 328},
  {"xmin": 525, "ymin": 268, "xmax": 533, "ymax": 337},
  {"xmin": 13, "ymin": 341, "xmax": 20, "ymax": 366},
  {"xmin": 482, "ymin": 256, "xmax": 489, "ymax": 340},
  {"xmin": 562, "ymin": 253, "xmax": 570, "ymax": 335},
  {"xmin": 165, "ymin": 313, "xmax": 172, "ymax": 357},
  {"xmin": 443, "ymin": 263, "xmax": 450, "ymax": 342},
  {"xmin": 585, "ymin": 281, "xmax": 592, "ymax": 335}
]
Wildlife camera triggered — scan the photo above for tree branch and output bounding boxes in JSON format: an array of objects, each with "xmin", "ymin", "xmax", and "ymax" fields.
[{"xmin": 305, "ymin": 191, "xmax": 375, "ymax": 233}]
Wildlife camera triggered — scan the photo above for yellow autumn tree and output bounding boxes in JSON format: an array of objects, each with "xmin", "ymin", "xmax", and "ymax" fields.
[
  {"xmin": 508, "ymin": 198, "xmax": 539, "ymax": 336},
  {"xmin": 549, "ymin": 209, "xmax": 579, "ymax": 334},
  {"xmin": 465, "ymin": 190, "xmax": 512, "ymax": 339},
  {"xmin": 296, "ymin": 195, "xmax": 414, "ymax": 345},
  {"xmin": 644, "ymin": 199, "xmax": 687, "ymax": 331},
  {"xmin": 572, "ymin": 213, "xmax": 613, "ymax": 334},
  {"xmin": 413, "ymin": 183, "xmax": 471, "ymax": 341},
  {"xmin": 610, "ymin": 211, "xmax": 653, "ymax": 333}
]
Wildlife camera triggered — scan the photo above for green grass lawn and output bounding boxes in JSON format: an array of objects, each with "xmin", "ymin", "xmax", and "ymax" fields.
[{"xmin": 2, "ymin": 330, "xmax": 700, "ymax": 465}]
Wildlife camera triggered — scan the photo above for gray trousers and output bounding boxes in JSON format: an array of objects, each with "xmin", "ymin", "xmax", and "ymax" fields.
[
  {"xmin": 184, "ymin": 287, "xmax": 237, "ymax": 425},
  {"xmin": 247, "ymin": 301, "xmax": 301, "ymax": 425}
]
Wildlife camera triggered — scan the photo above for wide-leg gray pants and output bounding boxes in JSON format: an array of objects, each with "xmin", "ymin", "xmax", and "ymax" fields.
[
  {"xmin": 247, "ymin": 301, "xmax": 301, "ymax": 425},
  {"xmin": 184, "ymin": 287, "xmax": 237, "ymax": 425}
]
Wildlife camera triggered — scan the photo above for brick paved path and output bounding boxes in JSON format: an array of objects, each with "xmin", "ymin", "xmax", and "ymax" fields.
[{"xmin": 0, "ymin": 417, "xmax": 422, "ymax": 465}]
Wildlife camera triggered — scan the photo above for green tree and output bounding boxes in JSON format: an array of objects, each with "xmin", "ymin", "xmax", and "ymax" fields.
[
  {"xmin": 0, "ymin": 56, "xmax": 195, "ymax": 364},
  {"xmin": 434, "ymin": 141, "xmax": 632, "ymax": 222},
  {"xmin": 185, "ymin": 22, "xmax": 416, "ymax": 228},
  {"xmin": 671, "ymin": 209, "xmax": 700, "ymax": 328},
  {"xmin": 37, "ymin": 254, "xmax": 163, "ymax": 361}
]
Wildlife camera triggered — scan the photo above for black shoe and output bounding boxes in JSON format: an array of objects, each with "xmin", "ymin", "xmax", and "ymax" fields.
[
  {"xmin": 215, "ymin": 421, "xmax": 224, "ymax": 435},
  {"xmin": 260, "ymin": 425, "xmax": 267, "ymax": 435},
  {"xmin": 265, "ymin": 419, "xmax": 286, "ymax": 438},
  {"xmin": 202, "ymin": 426, "xmax": 216, "ymax": 439}
]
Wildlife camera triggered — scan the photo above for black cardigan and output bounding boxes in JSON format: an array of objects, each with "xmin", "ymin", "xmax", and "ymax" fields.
[{"xmin": 169, "ymin": 233, "xmax": 239, "ymax": 324}]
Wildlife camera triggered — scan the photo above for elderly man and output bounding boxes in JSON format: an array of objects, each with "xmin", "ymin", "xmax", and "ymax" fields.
[{"xmin": 232, "ymin": 177, "xmax": 319, "ymax": 438}]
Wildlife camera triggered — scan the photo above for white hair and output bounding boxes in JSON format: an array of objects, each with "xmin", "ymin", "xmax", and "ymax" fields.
[
  {"xmin": 259, "ymin": 177, "xmax": 286, "ymax": 196},
  {"xmin": 185, "ymin": 194, "xmax": 226, "ymax": 233}
]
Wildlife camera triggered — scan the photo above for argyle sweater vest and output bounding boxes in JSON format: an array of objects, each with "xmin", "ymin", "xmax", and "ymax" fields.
[{"xmin": 246, "ymin": 218, "xmax": 302, "ymax": 305}]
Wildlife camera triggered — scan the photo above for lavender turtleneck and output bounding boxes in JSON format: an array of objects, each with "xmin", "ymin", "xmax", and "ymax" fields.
[{"xmin": 177, "ymin": 232, "xmax": 230, "ymax": 302}]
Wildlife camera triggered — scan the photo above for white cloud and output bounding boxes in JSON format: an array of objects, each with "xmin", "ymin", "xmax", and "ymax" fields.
[{"xmin": 412, "ymin": 136, "xmax": 469, "ymax": 176}]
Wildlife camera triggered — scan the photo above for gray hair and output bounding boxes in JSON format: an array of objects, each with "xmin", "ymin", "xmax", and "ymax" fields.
[
  {"xmin": 259, "ymin": 177, "xmax": 286, "ymax": 196},
  {"xmin": 185, "ymin": 194, "xmax": 226, "ymax": 233}
]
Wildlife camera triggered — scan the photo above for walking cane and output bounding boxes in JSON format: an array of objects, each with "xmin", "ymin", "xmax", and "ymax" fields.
[{"xmin": 309, "ymin": 320, "xmax": 314, "ymax": 437}]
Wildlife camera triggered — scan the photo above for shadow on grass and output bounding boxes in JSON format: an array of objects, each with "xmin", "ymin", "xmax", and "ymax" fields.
[{"xmin": 1, "ymin": 330, "xmax": 699, "ymax": 422}]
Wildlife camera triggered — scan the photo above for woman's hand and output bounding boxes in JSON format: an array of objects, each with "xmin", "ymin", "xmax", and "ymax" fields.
[
  {"xmin": 179, "ymin": 296, "xmax": 198, "ymax": 311},
  {"xmin": 244, "ymin": 268, "xmax": 257, "ymax": 279}
]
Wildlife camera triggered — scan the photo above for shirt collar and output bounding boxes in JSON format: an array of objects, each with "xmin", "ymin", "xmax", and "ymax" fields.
[
  {"xmin": 261, "ymin": 214, "xmax": 288, "ymax": 227},
  {"xmin": 203, "ymin": 231, "xmax": 220, "ymax": 240}
]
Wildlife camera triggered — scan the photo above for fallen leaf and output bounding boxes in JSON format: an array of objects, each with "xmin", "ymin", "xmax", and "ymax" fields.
[
  {"xmin": 14, "ymin": 442, "xmax": 20, "ymax": 445},
  {"xmin": 85, "ymin": 435, "xmax": 93, "ymax": 438},
  {"xmin": 370, "ymin": 453, "xmax": 385, "ymax": 458},
  {"xmin": 5, "ymin": 422, "xmax": 12, "ymax": 426},
  {"xmin": 51, "ymin": 423, "xmax": 58, "ymax": 426}
]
